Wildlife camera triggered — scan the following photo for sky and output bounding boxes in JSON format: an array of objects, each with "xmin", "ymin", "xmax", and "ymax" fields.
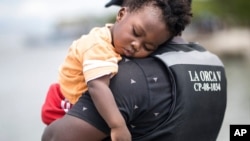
[{"xmin": 0, "ymin": 0, "xmax": 119, "ymax": 35}]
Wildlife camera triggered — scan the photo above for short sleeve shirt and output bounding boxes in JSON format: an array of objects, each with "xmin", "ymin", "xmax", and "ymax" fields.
[{"xmin": 59, "ymin": 24, "xmax": 122, "ymax": 104}]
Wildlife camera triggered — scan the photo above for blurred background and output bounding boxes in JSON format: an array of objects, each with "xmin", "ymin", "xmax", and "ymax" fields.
[{"xmin": 0, "ymin": 0, "xmax": 249, "ymax": 141}]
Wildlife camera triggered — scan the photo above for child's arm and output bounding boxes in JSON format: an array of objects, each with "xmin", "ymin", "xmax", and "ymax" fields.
[{"xmin": 87, "ymin": 75, "xmax": 131, "ymax": 141}]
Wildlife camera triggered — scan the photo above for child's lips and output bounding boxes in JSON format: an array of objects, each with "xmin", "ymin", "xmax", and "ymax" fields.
[{"xmin": 123, "ymin": 48, "xmax": 133, "ymax": 57}]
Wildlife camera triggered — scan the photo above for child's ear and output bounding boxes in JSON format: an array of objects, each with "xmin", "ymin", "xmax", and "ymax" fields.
[{"xmin": 116, "ymin": 7, "xmax": 126, "ymax": 22}]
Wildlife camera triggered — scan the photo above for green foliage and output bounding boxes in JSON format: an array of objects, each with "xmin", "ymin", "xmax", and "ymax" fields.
[{"xmin": 192, "ymin": 0, "xmax": 250, "ymax": 26}]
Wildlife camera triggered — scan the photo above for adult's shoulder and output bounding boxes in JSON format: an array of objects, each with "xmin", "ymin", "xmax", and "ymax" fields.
[{"xmin": 114, "ymin": 57, "xmax": 169, "ymax": 83}]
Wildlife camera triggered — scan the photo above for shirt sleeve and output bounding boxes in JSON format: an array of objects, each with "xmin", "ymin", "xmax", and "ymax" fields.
[{"xmin": 82, "ymin": 43, "xmax": 122, "ymax": 83}]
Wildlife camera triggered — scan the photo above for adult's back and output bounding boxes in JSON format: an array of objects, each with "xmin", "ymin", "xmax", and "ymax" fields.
[
  {"xmin": 41, "ymin": 38, "xmax": 227, "ymax": 141},
  {"xmin": 102, "ymin": 38, "xmax": 227, "ymax": 141},
  {"xmin": 132, "ymin": 40, "xmax": 227, "ymax": 141}
]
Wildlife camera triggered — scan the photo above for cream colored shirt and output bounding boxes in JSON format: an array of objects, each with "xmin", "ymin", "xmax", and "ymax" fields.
[{"xmin": 59, "ymin": 24, "xmax": 122, "ymax": 104}]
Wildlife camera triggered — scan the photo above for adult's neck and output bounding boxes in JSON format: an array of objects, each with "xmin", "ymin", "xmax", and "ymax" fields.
[{"xmin": 169, "ymin": 36, "xmax": 188, "ymax": 44}]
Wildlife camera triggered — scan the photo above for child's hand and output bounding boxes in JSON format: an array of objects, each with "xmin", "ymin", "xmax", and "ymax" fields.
[{"xmin": 111, "ymin": 125, "xmax": 131, "ymax": 141}]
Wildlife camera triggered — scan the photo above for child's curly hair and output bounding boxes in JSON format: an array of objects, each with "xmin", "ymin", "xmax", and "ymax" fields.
[{"xmin": 124, "ymin": 0, "xmax": 193, "ymax": 37}]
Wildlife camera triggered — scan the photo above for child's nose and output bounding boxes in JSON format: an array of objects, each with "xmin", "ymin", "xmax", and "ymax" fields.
[{"xmin": 131, "ymin": 41, "xmax": 141, "ymax": 52}]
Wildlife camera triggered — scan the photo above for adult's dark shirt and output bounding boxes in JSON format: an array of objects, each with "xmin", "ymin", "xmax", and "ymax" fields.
[
  {"xmin": 41, "ymin": 37, "xmax": 227, "ymax": 141},
  {"xmin": 67, "ymin": 37, "xmax": 227, "ymax": 141}
]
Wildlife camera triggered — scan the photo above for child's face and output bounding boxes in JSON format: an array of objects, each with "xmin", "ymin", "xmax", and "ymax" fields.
[{"xmin": 111, "ymin": 6, "xmax": 171, "ymax": 58}]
